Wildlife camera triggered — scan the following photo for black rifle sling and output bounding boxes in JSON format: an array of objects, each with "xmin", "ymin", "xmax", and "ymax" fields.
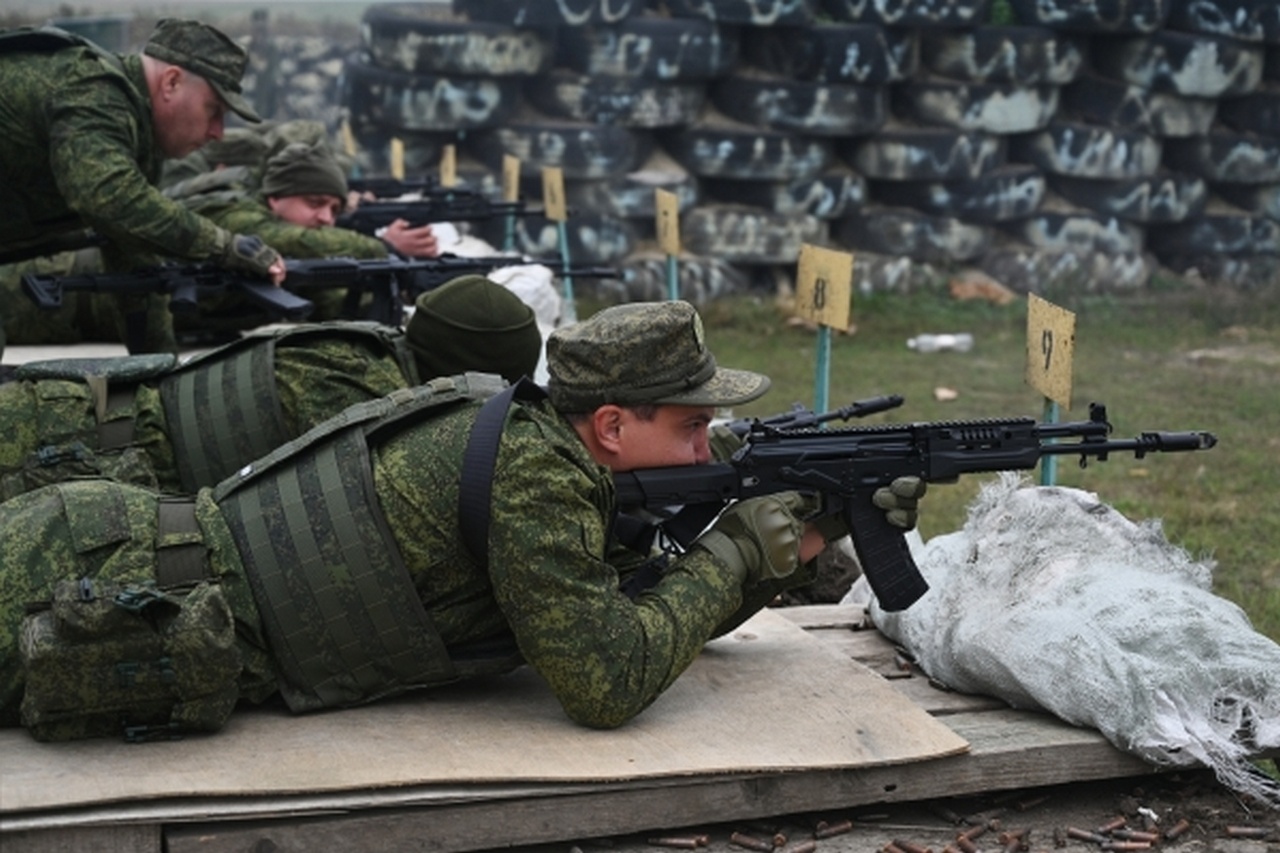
[{"xmin": 458, "ymin": 378, "xmax": 547, "ymax": 568}]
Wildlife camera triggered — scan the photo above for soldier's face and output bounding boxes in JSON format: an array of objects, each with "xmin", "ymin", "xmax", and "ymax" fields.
[
  {"xmin": 268, "ymin": 194, "xmax": 343, "ymax": 228},
  {"xmin": 612, "ymin": 404, "xmax": 714, "ymax": 471},
  {"xmin": 153, "ymin": 69, "xmax": 227, "ymax": 158}
]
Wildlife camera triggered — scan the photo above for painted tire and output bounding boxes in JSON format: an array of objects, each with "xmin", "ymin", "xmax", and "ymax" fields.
[
  {"xmin": 834, "ymin": 206, "xmax": 992, "ymax": 262},
  {"xmin": 868, "ymin": 164, "xmax": 1046, "ymax": 223},
  {"xmin": 838, "ymin": 127, "xmax": 1006, "ymax": 181},
  {"xmin": 662, "ymin": 0, "xmax": 815, "ymax": 26},
  {"xmin": 1010, "ymin": 122, "xmax": 1162, "ymax": 179},
  {"xmin": 893, "ymin": 80, "xmax": 1059, "ymax": 134},
  {"xmin": 560, "ymin": 150, "xmax": 702, "ymax": 218},
  {"xmin": 466, "ymin": 115, "xmax": 654, "ymax": 179},
  {"xmin": 919, "ymin": 26, "xmax": 1084, "ymax": 85},
  {"xmin": 1008, "ymin": 0, "xmax": 1171, "ymax": 34},
  {"xmin": 820, "ymin": 0, "xmax": 992, "ymax": 28},
  {"xmin": 1048, "ymin": 172, "xmax": 1207, "ymax": 222},
  {"xmin": 1147, "ymin": 211, "xmax": 1280, "ymax": 257},
  {"xmin": 681, "ymin": 204, "xmax": 828, "ymax": 263},
  {"xmin": 701, "ymin": 167, "xmax": 867, "ymax": 219},
  {"xmin": 477, "ymin": 210, "xmax": 638, "ymax": 262},
  {"xmin": 343, "ymin": 54, "xmax": 519, "ymax": 131},
  {"xmin": 1212, "ymin": 183, "xmax": 1280, "ymax": 221},
  {"xmin": 360, "ymin": 4, "xmax": 553, "ymax": 76},
  {"xmin": 1090, "ymin": 31, "xmax": 1264, "ymax": 98},
  {"xmin": 740, "ymin": 23, "xmax": 917, "ymax": 84},
  {"xmin": 525, "ymin": 70, "xmax": 706, "ymax": 127},
  {"xmin": 1006, "ymin": 207, "xmax": 1146, "ymax": 254},
  {"xmin": 554, "ymin": 16, "xmax": 739, "ymax": 80},
  {"xmin": 979, "ymin": 242, "xmax": 1153, "ymax": 291},
  {"xmin": 1061, "ymin": 73, "xmax": 1218, "ymax": 137},
  {"xmin": 1163, "ymin": 133, "xmax": 1280, "ymax": 184},
  {"xmin": 1216, "ymin": 84, "xmax": 1280, "ymax": 137},
  {"xmin": 660, "ymin": 117, "xmax": 833, "ymax": 180},
  {"xmin": 461, "ymin": 0, "xmax": 642, "ymax": 26},
  {"xmin": 1166, "ymin": 0, "xmax": 1280, "ymax": 43},
  {"xmin": 710, "ymin": 73, "xmax": 887, "ymax": 136}
]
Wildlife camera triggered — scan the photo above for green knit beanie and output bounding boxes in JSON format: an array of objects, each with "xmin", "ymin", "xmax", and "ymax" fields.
[
  {"xmin": 260, "ymin": 142, "xmax": 348, "ymax": 201},
  {"xmin": 405, "ymin": 275, "xmax": 542, "ymax": 384}
]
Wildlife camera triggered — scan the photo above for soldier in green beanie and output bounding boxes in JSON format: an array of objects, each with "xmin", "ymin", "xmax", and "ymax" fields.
[
  {"xmin": 0, "ymin": 299, "xmax": 925, "ymax": 739},
  {"xmin": 0, "ymin": 275, "xmax": 541, "ymax": 501},
  {"xmin": 0, "ymin": 18, "xmax": 288, "ymax": 353}
]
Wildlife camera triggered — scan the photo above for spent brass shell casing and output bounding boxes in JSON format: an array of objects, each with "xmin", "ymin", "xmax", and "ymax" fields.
[
  {"xmin": 731, "ymin": 832, "xmax": 774, "ymax": 852},
  {"xmin": 786, "ymin": 841, "xmax": 818, "ymax": 853},
  {"xmin": 1066, "ymin": 827, "xmax": 1107, "ymax": 844},
  {"xmin": 814, "ymin": 820, "xmax": 853, "ymax": 839},
  {"xmin": 1097, "ymin": 817, "xmax": 1127, "ymax": 834},
  {"xmin": 1163, "ymin": 819, "xmax": 1191, "ymax": 840},
  {"xmin": 1101, "ymin": 842, "xmax": 1151, "ymax": 851},
  {"xmin": 1224, "ymin": 826, "xmax": 1272, "ymax": 839},
  {"xmin": 648, "ymin": 839, "xmax": 700, "ymax": 849},
  {"xmin": 1111, "ymin": 829, "xmax": 1158, "ymax": 843},
  {"xmin": 955, "ymin": 834, "xmax": 979, "ymax": 853},
  {"xmin": 892, "ymin": 838, "xmax": 931, "ymax": 853}
]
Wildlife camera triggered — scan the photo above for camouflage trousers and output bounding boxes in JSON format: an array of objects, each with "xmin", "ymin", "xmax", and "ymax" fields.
[{"xmin": 0, "ymin": 481, "xmax": 276, "ymax": 726}]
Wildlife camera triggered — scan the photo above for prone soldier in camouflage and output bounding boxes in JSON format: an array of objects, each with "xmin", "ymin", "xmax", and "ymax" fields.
[
  {"xmin": 0, "ymin": 299, "xmax": 925, "ymax": 739},
  {"xmin": 0, "ymin": 18, "xmax": 286, "ymax": 352},
  {"xmin": 0, "ymin": 274, "xmax": 542, "ymax": 500}
]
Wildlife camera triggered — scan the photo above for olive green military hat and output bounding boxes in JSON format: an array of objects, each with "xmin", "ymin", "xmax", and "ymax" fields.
[
  {"xmin": 405, "ymin": 275, "xmax": 542, "ymax": 384},
  {"xmin": 547, "ymin": 300, "xmax": 770, "ymax": 412},
  {"xmin": 143, "ymin": 18, "xmax": 261, "ymax": 123},
  {"xmin": 261, "ymin": 142, "xmax": 349, "ymax": 202}
]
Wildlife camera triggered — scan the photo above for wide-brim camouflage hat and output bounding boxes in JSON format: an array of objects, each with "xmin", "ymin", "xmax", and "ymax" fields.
[
  {"xmin": 547, "ymin": 300, "xmax": 769, "ymax": 412},
  {"xmin": 144, "ymin": 18, "xmax": 262, "ymax": 124}
]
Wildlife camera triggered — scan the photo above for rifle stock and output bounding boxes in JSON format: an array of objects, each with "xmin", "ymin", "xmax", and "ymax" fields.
[
  {"xmin": 614, "ymin": 402, "xmax": 1218, "ymax": 612},
  {"xmin": 21, "ymin": 265, "xmax": 314, "ymax": 321}
]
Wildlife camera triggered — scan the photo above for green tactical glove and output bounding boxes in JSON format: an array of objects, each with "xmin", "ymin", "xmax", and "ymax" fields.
[
  {"xmin": 872, "ymin": 476, "xmax": 928, "ymax": 530},
  {"xmin": 694, "ymin": 492, "xmax": 811, "ymax": 585},
  {"xmin": 219, "ymin": 233, "xmax": 282, "ymax": 278},
  {"xmin": 707, "ymin": 423, "xmax": 745, "ymax": 461}
]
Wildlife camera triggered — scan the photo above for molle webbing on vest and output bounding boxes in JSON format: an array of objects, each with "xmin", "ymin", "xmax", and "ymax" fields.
[
  {"xmin": 160, "ymin": 338, "xmax": 287, "ymax": 492},
  {"xmin": 211, "ymin": 372, "xmax": 510, "ymax": 712},
  {"xmin": 218, "ymin": 430, "xmax": 454, "ymax": 712}
]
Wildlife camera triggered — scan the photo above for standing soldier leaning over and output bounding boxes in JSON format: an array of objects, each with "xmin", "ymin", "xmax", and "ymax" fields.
[
  {"xmin": 0, "ymin": 18, "xmax": 286, "ymax": 354},
  {"xmin": 0, "ymin": 275, "xmax": 543, "ymax": 501},
  {"xmin": 0, "ymin": 299, "xmax": 926, "ymax": 740}
]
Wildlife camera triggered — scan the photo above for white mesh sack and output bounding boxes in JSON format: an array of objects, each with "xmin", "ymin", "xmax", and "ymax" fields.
[{"xmin": 866, "ymin": 474, "xmax": 1280, "ymax": 807}]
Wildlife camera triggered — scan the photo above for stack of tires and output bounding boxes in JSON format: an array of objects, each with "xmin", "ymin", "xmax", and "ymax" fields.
[{"xmin": 341, "ymin": 0, "xmax": 1280, "ymax": 296}]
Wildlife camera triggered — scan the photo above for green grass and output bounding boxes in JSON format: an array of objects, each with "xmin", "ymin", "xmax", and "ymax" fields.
[{"xmin": 581, "ymin": 282, "xmax": 1280, "ymax": 643}]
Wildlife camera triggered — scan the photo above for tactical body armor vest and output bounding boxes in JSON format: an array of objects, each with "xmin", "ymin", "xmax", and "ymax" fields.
[
  {"xmin": 158, "ymin": 321, "xmax": 420, "ymax": 491},
  {"xmin": 211, "ymin": 372, "xmax": 516, "ymax": 712}
]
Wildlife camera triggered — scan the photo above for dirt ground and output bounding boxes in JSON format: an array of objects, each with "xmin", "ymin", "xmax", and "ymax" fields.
[{"xmin": 501, "ymin": 770, "xmax": 1278, "ymax": 853}]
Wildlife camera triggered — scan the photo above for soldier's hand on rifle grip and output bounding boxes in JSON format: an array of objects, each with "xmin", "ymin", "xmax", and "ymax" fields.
[
  {"xmin": 221, "ymin": 233, "xmax": 285, "ymax": 285},
  {"xmin": 872, "ymin": 476, "xmax": 928, "ymax": 530},
  {"xmin": 694, "ymin": 492, "xmax": 813, "ymax": 584},
  {"xmin": 381, "ymin": 219, "xmax": 440, "ymax": 259}
]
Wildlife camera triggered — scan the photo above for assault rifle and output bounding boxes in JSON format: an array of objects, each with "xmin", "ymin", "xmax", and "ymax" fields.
[
  {"xmin": 337, "ymin": 191, "xmax": 540, "ymax": 234},
  {"xmin": 722, "ymin": 394, "xmax": 905, "ymax": 438},
  {"xmin": 614, "ymin": 402, "xmax": 1218, "ymax": 613},
  {"xmin": 22, "ymin": 264, "xmax": 314, "ymax": 321},
  {"xmin": 280, "ymin": 254, "xmax": 619, "ymax": 326}
]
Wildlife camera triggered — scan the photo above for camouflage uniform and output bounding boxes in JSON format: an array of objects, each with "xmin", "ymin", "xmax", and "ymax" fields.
[
  {"xmin": 0, "ymin": 301, "xmax": 816, "ymax": 734},
  {"xmin": 0, "ymin": 20, "xmax": 276, "ymax": 352},
  {"xmin": 0, "ymin": 276, "xmax": 540, "ymax": 500}
]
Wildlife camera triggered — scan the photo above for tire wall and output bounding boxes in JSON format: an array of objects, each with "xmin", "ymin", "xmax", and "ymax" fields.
[{"xmin": 249, "ymin": 0, "xmax": 1280, "ymax": 295}]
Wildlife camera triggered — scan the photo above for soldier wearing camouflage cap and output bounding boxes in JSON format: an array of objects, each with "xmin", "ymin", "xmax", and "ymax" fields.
[
  {"xmin": 0, "ymin": 299, "xmax": 924, "ymax": 739},
  {"xmin": 0, "ymin": 18, "xmax": 285, "ymax": 353}
]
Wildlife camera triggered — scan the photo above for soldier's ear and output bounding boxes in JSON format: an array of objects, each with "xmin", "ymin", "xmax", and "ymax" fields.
[{"xmin": 592, "ymin": 405, "xmax": 626, "ymax": 454}]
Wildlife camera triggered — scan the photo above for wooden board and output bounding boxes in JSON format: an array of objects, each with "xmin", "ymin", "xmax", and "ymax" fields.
[{"xmin": 0, "ymin": 609, "xmax": 966, "ymax": 815}]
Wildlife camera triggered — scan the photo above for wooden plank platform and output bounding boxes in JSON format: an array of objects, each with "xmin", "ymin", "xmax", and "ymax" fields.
[{"xmin": 1, "ymin": 604, "xmax": 1164, "ymax": 853}]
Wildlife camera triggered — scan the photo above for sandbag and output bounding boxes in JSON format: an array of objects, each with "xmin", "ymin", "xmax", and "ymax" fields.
[{"xmin": 860, "ymin": 474, "xmax": 1280, "ymax": 807}]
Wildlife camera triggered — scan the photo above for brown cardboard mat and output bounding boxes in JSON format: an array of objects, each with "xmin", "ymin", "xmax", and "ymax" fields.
[{"xmin": 0, "ymin": 609, "xmax": 968, "ymax": 813}]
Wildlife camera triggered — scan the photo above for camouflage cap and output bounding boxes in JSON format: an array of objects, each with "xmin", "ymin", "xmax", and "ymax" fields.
[
  {"xmin": 547, "ymin": 300, "xmax": 769, "ymax": 413},
  {"xmin": 405, "ymin": 275, "xmax": 542, "ymax": 385},
  {"xmin": 143, "ymin": 18, "xmax": 261, "ymax": 124},
  {"xmin": 261, "ymin": 142, "xmax": 349, "ymax": 202}
]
